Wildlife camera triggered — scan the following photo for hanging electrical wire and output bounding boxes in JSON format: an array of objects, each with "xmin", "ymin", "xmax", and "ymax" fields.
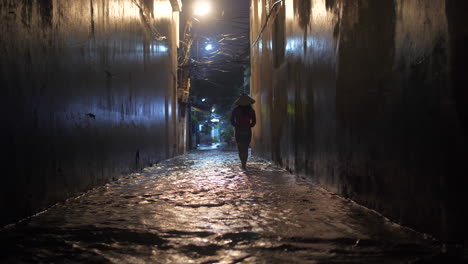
[
  {"xmin": 131, "ymin": 0, "xmax": 167, "ymax": 41},
  {"xmin": 178, "ymin": 0, "xmax": 252, "ymax": 86},
  {"xmin": 252, "ymin": 0, "xmax": 284, "ymax": 47}
]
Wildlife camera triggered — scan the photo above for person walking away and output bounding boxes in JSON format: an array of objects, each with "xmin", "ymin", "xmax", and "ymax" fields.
[{"xmin": 230, "ymin": 94, "xmax": 256, "ymax": 170}]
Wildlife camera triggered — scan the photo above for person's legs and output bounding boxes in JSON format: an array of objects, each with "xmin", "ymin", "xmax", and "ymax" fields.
[
  {"xmin": 237, "ymin": 141, "xmax": 249, "ymax": 169},
  {"xmin": 235, "ymin": 130, "xmax": 252, "ymax": 169}
]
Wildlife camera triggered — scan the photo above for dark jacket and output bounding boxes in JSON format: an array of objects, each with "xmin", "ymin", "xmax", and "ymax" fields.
[{"xmin": 230, "ymin": 106, "xmax": 256, "ymax": 130}]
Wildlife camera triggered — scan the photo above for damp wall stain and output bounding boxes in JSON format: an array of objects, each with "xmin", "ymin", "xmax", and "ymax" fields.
[
  {"xmin": 251, "ymin": 0, "xmax": 468, "ymax": 241},
  {"xmin": 0, "ymin": 0, "xmax": 182, "ymax": 225}
]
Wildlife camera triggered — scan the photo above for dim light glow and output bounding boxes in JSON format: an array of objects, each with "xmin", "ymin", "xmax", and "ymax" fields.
[
  {"xmin": 158, "ymin": 45, "xmax": 168, "ymax": 52},
  {"xmin": 193, "ymin": 1, "xmax": 211, "ymax": 17},
  {"xmin": 285, "ymin": 0, "xmax": 294, "ymax": 21},
  {"xmin": 202, "ymin": 98, "xmax": 206, "ymax": 102},
  {"xmin": 210, "ymin": 118, "xmax": 219, "ymax": 123},
  {"xmin": 108, "ymin": 1, "xmax": 140, "ymax": 20},
  {"xmin": 154, "ymin": 1, "xmax": 173, "ymax": 19}
]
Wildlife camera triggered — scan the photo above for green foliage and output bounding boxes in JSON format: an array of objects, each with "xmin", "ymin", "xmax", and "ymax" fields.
[
  {"xmin": 220, "ymin": 126, "xmax": 234, "ymax": 143},
  {"xmin": 191, "ymin": 115, "xmax": 199, "ymax": 124}
]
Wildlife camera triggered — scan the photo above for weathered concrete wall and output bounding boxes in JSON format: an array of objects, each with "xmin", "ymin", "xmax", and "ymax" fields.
[
  {"xmin": 251, "ymin": 0, "xmax": 468, "ymax": 241},
  {"xmin": 0, "ymin": 0, "xmax": 183, "ymax": 225}
]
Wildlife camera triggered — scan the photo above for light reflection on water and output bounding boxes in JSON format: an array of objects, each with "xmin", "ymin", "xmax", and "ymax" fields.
[{"xmin": 0, "ymin": 150, "xmax": 439, "ymax": 263}]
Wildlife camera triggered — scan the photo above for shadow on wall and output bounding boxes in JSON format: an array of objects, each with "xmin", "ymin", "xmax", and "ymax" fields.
[
  {"xmin": 293, "ymin": 0, "xmax": 311, "ymax": 29},
  {"xmin": 38, "ymin": 0, "xmax": 53, "ymax": 28},
  {"xmin": 444, "ymin": 0, "xmax": 468, "ymax": 244},
  {"xmin": 139, "ymin": 0, "xmax": 154, "ymax": 16},
  {"xmin": 446, "ymin": 0, "xmax": 468, "ymax": 134}
]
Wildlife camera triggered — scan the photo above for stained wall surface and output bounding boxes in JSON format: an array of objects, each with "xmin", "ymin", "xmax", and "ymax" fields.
[
  {"xmin": 0, "ymin": 0, "xmax": 183, "ymax": 225},
  {"xmin": 250, "ymin": 0, "xmax": 468, "ymax": 241}
]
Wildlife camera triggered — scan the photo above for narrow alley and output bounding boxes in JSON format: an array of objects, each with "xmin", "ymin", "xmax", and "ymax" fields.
[
  {"xmin": 1, "ymin": 149, "xmax": 439, "ymax": 263},
  {"xmin": 2, "ymin": 0, "xmax": 468, "ymax": 262}
]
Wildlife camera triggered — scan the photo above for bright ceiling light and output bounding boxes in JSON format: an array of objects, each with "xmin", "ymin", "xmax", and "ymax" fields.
[
  {"xmin": 205, "ymin": 44, "xmax": 213, "ymax": 51},
  {"xmin": 193, "ymin": 1, "xmax": 211, "ymax": 17}
]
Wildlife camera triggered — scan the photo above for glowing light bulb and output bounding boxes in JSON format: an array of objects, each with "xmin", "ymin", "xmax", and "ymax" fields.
[
  {"xmin": 193, "ymin": 1, "xmax": 211, "ymax": 17},
  {"xmin": 205, "ymin": 44, "xmax": 213, "ymax": 51}
]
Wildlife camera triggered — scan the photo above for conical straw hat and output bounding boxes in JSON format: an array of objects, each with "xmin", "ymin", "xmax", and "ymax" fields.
[{"xmin": 234, "ymin": 94, "xmax": 255, "ymax": 106}]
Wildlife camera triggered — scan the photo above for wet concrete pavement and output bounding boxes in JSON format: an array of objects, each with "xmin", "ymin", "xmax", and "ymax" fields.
[{"xmin": 0, "ymin": 149, "xmax": 448, "ymax": 263}]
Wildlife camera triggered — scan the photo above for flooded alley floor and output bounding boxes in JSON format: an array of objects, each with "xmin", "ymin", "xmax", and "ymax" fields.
[{"xmin": 0, "ymin": 150, "xmax": 446, "ymax": 263}]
